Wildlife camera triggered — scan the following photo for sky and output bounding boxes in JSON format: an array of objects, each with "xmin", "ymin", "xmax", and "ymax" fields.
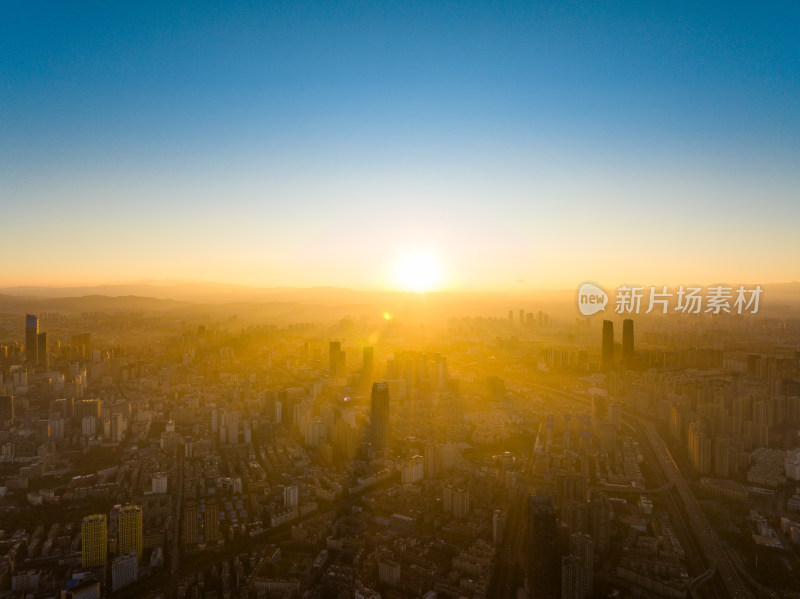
[{"xmin": 2, "ymin": 1, "xmax": 799, "ymax": 291}]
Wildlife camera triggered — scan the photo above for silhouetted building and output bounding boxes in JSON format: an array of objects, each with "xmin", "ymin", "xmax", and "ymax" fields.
[
  {"xmin": 25, "ymin": 314, "xmax": 38, "ymax": 366},
  {"xmin": 363, "ymin": 346, "xmax": 374, "ymax": 375},
  {"xmin": 601, "ymin": 320, "xmax": 613, "ymax": 369},
  {"xmin": 371, "ymin": 381, "xmax": 390, "ymax": 451},
  {"xmin": 528, "ymin": 496, "xmax": 559, "ymax": 598},
  {"xmin": 329, "ymin": 341, "xmax": 346, "ymax": 378},
  {"xmin": 37, "ymin": 332, "xmax": 48, "ymax": 370},
  {"xmin": 622, "ymin": 319, "xmax": 634, "ymax": 361}
]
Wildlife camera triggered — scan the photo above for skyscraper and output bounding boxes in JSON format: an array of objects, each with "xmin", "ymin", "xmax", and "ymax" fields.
[
  {"xmin": 363, "ymin": 346, "xmax": 374, "ymax": 375},
  {"xmin": 329, "ymin": 341, "xmax": 346, "ymax": 379},
  {"xmin": 25, "ymin": 314, "xmax": 38, "ymax": 366},
  {"xmin": 329, "ymin": 341, "xmax": 340, "ymax": 366},
  {"xmin": 81, "ymin": 514, "xmax": 107, "ymax": 567},
  {"xmin": 205, "ymin": 498, "xmax": 219, "ymax": 544},
  {"xmin": 622, "ymin": 319, "xmax": 634, "ymax": 362},
  {"xmin": 370, "ymin": 381, "xmax": 390, "ymax": 452},
  {"xmin": 37, "ymin": 332, "xmax": 49, "ymax": 370},
  {"xmin": 528, "ymin": 496, "xmax": 559, "ymax": 598},
  {"xmin": 118, "ymin": 505, "xmax": 143, "ymax": 560},
  {"xmin": 601, "ymin": 320, "xmax": 614, "ymax": 369}
]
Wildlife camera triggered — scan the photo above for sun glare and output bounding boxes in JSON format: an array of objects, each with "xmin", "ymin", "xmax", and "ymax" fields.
[{"xmin": 392, "ymin": 250, "xmax": 443, "ymax": 293}]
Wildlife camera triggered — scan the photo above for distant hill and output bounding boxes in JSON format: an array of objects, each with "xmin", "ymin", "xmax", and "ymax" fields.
[
  {"xmin": 0, "ymin": 293, "xmax": 191, "ymax": 314},
  {"xmin": 0, "ymin": 281, "xmax": 797, "ymax": 320}
]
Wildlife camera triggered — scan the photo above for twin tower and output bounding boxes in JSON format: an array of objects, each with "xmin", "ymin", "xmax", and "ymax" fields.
[{"xmin": 601, "ymin": 318, "xmax": 634, "ymax": 369}]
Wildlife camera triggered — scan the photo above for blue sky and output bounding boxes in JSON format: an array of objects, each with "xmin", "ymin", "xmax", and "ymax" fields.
[{"xmin": 2, "ymin": 1, "xmax": 799, "ymax": 288}]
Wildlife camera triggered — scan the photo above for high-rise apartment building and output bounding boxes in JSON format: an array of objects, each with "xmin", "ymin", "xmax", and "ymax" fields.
[
  {"xmin": 528, "ymin": 496, "xmax": 559, "ymax": 598},
  {"xmin": 118, "ymin": 505, "xmax": 143, "ymax": 560},
  {"xmin": 81, "ymin": 514, "xmax": 107, "ymax": 567}
]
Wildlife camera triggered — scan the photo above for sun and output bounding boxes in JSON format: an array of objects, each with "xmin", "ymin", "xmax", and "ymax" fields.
[{"xmin": 392, "ymin": 250, "xmax": 443, "ymax": 293}]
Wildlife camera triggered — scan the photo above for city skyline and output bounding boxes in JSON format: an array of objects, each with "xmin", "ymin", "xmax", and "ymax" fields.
[{"xmin": 2, "ymin": 2, "xmax": 799, "ymax": 289}]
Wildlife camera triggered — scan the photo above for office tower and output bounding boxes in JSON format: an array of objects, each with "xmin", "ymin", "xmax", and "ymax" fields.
[
  {"xmin": 329, "ymin": 341, "xmax": 346, "ymax": 378},
  {"xmin": 601, "ymin": 320, "xmax": 613, "ymax": 369},
  {"xmin": 118, "ymin": 505, "xmax": 143, "ymax": 560},
  {"xmin": 37, "ymin": 332, "xmax": 48, "ymax": 370},
  {"xmin": 528, "ymin": 496, "xmax": 559, "ymax": 598},
  {"xmin": 0, "ymin": 396, "xmax": 13, "ymax": 424},
  {"xmin": 370, "ymin": 381, "xmax": 390, "ymax": 451},
  {"xmin": 335, "ymin": 350, "xmax": 346, "ymax": 378},
  {"xmin": 81, "ymin": 514, "xmax": 107, "ymax": 567},
  {"xmin": 622, "ymin": 319, "xmax": 634, "ymax": 361},
  {"xmin": 25, "ymin": 314, "xmax": 38, "ymax": 366},
  {"xmin": 363, "ymin": 346, "xmax": 374, "ymax": 375},
  {"xmin": 205, "ymin": 499, "xmax": 219, "ymax": 543},
  {"xmin": 183, "ymin": 501, "xmax": 199, "ymax": 546}
]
